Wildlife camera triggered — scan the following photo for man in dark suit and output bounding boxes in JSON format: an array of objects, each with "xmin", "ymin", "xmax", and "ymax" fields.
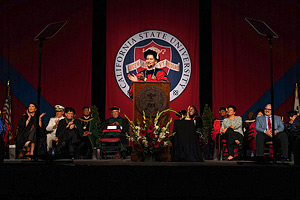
[{"xmin": 255, "ymin": 104, "xmax": 288, "ymax": 160}]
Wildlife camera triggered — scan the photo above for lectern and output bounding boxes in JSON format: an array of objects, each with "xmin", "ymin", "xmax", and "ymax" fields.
[{"xmin": 132, "ymin": 82, "xmax": 170, "ymax": 123}]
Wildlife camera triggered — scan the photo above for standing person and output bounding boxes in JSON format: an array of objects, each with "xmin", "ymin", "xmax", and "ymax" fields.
[
  {"xmin": 46, "ymin": 105, "xmax": 65, "ymax": 153},
  {"xmin": 56, "ymin": 107, "xmax": 83, "ymax": 158},
  {"xmin": 221, "ymin": 105, "xmax": 243, "ymax": 161},
  {"xmin": 78, "ymin": 106, "xmax": 100, "ymax": 159},
  {"xmin": 255, "ymin": 104, "xmax": 288, "ymax": 161},
  {"xmin": 128, "ymin": 49, "xmax": 169, "ymax": 98},
  {"xmin": 185, "ymin": 105, "xmax": 203, "ymax": 135},
  {"xmin": 16, "ymin": 103, "xmax": 46, "ymax": 157},
  {"xmin": 102, "ymin": 106, "xmax": 129, "ymax": 158}
]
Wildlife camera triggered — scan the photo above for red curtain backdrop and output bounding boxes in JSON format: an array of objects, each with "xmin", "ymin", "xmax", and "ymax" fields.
[
  {"xmin": 212, "ymin": 0, "xmax": 300, "ymax": 118},
  {"xmin": 106, "ymin": 0, "xmax": 200, "ymax": 120},
  {"xmin": 0, "ymin": 0, "xmax": 93, "ymax": 132}
]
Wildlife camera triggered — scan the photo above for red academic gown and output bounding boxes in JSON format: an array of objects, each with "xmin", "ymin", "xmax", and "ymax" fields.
[{"xmin": 128, "ymin": 68, "xmax": 169, "ymax": 98}]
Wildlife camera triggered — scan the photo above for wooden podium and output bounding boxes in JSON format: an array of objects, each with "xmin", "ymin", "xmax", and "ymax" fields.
[{"xmin": 132, "ymin": 82, "xmax": 170, "ymax": 123}]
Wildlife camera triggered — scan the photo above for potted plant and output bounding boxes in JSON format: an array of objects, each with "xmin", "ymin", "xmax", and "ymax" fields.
[{"xmin": 201, "ymin": 104, "xmax": 214, "ymax": 159}]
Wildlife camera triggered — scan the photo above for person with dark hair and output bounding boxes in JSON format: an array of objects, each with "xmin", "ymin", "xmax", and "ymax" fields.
[
  {"xmin": 78, "ymin": 106, "xmax": 100, "ymax": 159},
  {"xmin": 218, "ymin": 107, "xmax": 227, "ymax": 122},
  {"xmin": 284, "ymin": 110, "xmax": 298, "ymax": 160},
  {"xmin": 255, "ymin": 109, "xmax": 264, "ymax": 117},
  {"xmin": 128, "ymin": 49, "xmax": 169, "ymax": 98},
  {"xmin": 185, "ymin": 105, "xmax": 203, "ymax": 130},
  {"xmin": 16, "ymin": 103, "xmax": 47, "ymax": 158},
  {"xmin": 290, "ymin": 113, "xmax": 300, "ymax": 165},
  {"xmin": 56, "ymin": 107, "xmax": 83, "ymax": 158},
  {"xmin": 221, "ymin": 105, "xmax": 243, "ymax": 161},
  {"xmin": 255, "ymin": 104, "xmax": 288, "ymax": 161},
  {"xmin": 242, "ymin": 111, "xmax": 257, "ymax": 158}
]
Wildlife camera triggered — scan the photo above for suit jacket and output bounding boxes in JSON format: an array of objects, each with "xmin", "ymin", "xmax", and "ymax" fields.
[{"xmin": 255, "ymin": 115, "xmax": 284, "ymax": 133}]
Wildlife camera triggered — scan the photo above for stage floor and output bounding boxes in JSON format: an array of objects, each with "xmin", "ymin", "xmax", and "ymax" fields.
[{"xmin": 0, "ymin": 159, "xmax": 299, "ymax": 199}]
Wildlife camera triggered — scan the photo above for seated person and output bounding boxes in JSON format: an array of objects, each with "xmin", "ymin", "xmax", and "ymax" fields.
[
  {"xmin": 284, "ymin": 110, "xmax": 298, "ymax": 160},
  {"xmin": 16, "ymin": 103, "xmax": 46, "ymax": 157},
  {"xmin": 242, "ymin": 111, "xmax": 256, "ymax": 157},
  {"xmin": 290, "ymin": 114, "xmax": 300, "ymax": 165},
  {"xmin": 221, "ymin": 105, "xmax": 243, "ymax": 161},
  {"xmin": 255, "ymin": 104, "xmax": 288, "ymax": 161},
  {"xmin": 101, "ymin": 106, "xmax": 129, "ymax": 158},
  {"xmin": 46, "ymin": 105, "xmax": 65, "ymax": 153},
  {"xmin": 212, "ymin": 107, "xmax": 228, "ymax": 160},
  {"xmin": 0, "ymin": 117, "xmax": 7, "ymax": 162},
  {"xmin": 56, "ymin": 107, "xmax": 83, "ymax": 158},
  {"xmin": 78, "ymin": 106, "xmax": 100, "ymax": 159}
]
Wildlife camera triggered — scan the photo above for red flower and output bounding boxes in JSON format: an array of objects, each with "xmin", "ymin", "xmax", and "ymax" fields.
[
  {"xmin": 165, "ymin": 133, "xmax": 170, "ymax": 137},
  {"xmin": 144, "ymin": 118, "xmax": 149, "ymax": 121},
  {"xmin": 149, "ymin": 133, "xmax": 155, "ymax": 138},
  {"xmin": 154, "ymin": 142, "xmax": 160, "ymax": 149},
  {"xmin": 148, "ymin": 141, "xmax": 153, "ymax": 147},
  {"xmin": 147, "ymin": 124, "xmax": 154, "ymax": 134},
  {"xmin": 138, "ymin": 138, "xmax": 143, "ymax": 143},
  {"xmin": 139, "ymin": 130, "xmax": 146, "ymax": 137},
  {"xmin": 136, "ymin": 146, "xmax": 144, "ymax": 152},
  {"xmin": 169, "ymin": 142, "xmax": 172, "ymax": 147},
  {"xmin": 132, "ymin": 141, "xmax": 137, "ymax": 146}
]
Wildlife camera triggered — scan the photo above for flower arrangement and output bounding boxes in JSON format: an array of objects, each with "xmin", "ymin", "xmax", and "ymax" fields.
[{"xmin": 125, "ymin": 109, "xmax": 178, "ymax": 155}]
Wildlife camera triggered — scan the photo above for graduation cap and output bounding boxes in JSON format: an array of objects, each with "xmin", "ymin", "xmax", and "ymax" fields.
[
  {"xmin": 109, "ymin": 106, "xmax": 120, "ymax": 112},
  {"xmin": 287, "ymin": 110, "xmax": 298, "ymax": 117},
  {"xmin": 144, "ymin": 49, "xmax": 160, "ymax": 62},
  {"xmin": 176, "ymin": 110, "xmax": 187, "ymax": 118},
  {"xmin": 55, "ymin": 105, "xmax": 65, "ymax": 112}
]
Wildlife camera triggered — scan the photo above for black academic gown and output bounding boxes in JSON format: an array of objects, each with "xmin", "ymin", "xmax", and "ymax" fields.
[
  {"xmin": 56, "ymin": 118, "xmax": 83, "ymax": 156},
  {"xmin": 16, "ymin": 114, "xmax": 47, "ymax": 157}
]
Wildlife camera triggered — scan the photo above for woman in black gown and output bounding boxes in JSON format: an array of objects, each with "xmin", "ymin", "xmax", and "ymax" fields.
[{"xmin": 16, "ymin": 103, "xmax": 47, "ymax": 157}]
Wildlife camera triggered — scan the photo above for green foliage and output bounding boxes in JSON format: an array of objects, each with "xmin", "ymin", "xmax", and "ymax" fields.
[
  {"xmin": 91, "ymin": 105, "xmax": 103, "ymax": 139},
  {"xmin": 202, "ymin": 104, "xmax": 214, "ymax": 144}
]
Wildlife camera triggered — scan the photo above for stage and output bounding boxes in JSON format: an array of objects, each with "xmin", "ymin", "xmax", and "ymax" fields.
[{"xmin": 0, "ymin": 159, "xmax": 299, "ymax": 199}]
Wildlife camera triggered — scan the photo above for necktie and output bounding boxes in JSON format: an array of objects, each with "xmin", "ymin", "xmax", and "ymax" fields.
[{"xmin": 268, "ymin": 116, "xmax": 272, "ymax": 131}]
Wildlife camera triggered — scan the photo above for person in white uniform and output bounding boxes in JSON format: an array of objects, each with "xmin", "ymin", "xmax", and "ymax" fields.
[{"xmin": 46, "ymin": 105, "xmax": 65, "ymax": 152}]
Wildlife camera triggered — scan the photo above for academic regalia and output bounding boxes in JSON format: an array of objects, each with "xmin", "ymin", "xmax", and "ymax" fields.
[
  {"xmin": 128, "ymin": 68, "xmax": 169, "ymax": 98},
  {"xmin": 16, "ymin": 114, "xmax": 47, "ymax": 157},
  {"xmin": 56, "ymin": 118, "xmax": 83, "ymax": 157},
  {"xmin": 101, "ymin": 116, "xmax": 129, "ymax": 150},
  {"xmin": 78, "ymin": 116, "xmax": 99, "ymax": 158}
]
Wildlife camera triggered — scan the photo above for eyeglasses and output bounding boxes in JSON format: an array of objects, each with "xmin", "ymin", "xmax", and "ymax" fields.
[{"xmin": 264, "ymin": 108, "xmax": 271, "ymax": 111}]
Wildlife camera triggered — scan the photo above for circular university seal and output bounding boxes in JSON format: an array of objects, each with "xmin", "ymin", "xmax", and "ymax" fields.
[
  {"xmin": 114, "ymin": 30, "xmax": 192, "ymax": 101},
  {"xmin": 136, "ymin": 86, "xmax": 167, "ymax": 116}
]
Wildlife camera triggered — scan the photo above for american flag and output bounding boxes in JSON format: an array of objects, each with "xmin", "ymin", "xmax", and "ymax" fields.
[{"xmin": 2, "ymin": 80, "xmax": 12, "ymax": 145}]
